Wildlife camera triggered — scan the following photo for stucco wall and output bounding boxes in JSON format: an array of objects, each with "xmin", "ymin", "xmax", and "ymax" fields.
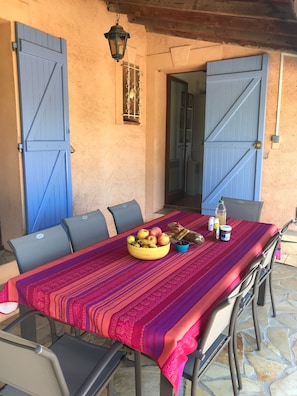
[
  {"xmin": 0, "ymin": 21, "xmax": 24, "ymax": 246},
  {"xmin": 0, "ymin": 0, "xmax": 296, "ymax": 248}
]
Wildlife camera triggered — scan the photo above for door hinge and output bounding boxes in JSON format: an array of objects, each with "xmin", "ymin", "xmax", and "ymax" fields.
[
  {"xmin": 18, "ymin": 143, "xmax": 23, "ymax": 153},
  {"xmin": 12, "ymin": 42, "xmax": 18, "ymax": 51}
]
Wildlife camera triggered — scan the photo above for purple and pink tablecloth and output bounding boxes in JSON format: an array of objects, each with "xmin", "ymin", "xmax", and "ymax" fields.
[{"xmin": 0, "ymin": 211, "xmax": 277, "ymax": 395}]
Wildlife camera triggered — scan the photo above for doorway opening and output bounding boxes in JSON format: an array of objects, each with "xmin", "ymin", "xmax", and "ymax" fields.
[{"xmin": 165, "ymin": 71, "xmax": 206, "ymax": 212}]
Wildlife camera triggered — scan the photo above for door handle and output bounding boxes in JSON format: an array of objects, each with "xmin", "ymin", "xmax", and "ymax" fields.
[{"xmin": 254, "ymin": 141, "xmax": 262, "ymax": 149}]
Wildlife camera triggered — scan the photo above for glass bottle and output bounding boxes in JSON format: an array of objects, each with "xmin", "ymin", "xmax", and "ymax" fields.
[{"xmin": 215, "ymin": 199, "xmax": 226, "ymax": 226}]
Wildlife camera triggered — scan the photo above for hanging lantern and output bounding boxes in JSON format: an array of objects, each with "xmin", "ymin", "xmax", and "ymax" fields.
[{"xmin": 104, "ymin": 21, "xmax": 130, "ymax": 62}]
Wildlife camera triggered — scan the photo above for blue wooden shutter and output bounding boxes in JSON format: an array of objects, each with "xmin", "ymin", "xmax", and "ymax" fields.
[
  {"xmin": 201, "ymin": 54, "xmax": 269, "ymax": 215},
  {"xmin": 15, "ymin": 22, "xmax": 72, "ymax": 233}
]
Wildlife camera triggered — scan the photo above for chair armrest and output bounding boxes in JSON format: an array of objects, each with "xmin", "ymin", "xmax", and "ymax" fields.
[
  {"xmin": 76, "ymin": 341, "xmax": 125, "ymax": 395},
  {"xmin": 3, "ymin": 308, "xmax": 58, "ymax": 343}
]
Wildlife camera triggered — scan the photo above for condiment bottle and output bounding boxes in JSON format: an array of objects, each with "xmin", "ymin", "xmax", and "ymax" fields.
[
  {"xmin": 208, "ymin": 216, "xmax": 214, "ymax": 231},
  {"xmin": 215, "ymin": 199, "xmax": 226, "ymax": 226},
  {"xmin": 214, "ymin": 217, "xmax": 220, "ymax": 240}
]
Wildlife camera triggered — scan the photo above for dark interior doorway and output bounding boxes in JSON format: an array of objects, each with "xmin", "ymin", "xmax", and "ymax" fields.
[{"xmin": 165, "ymin": 71, "xmax": 206, "ymax": 213}]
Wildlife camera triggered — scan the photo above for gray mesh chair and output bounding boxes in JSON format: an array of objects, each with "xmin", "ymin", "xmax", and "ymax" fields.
[
  {"xmin": 62, "ymin": 210, "xmax": 109, "ymax": 252},
  {"xmin": 8, "ymin": 225, "xmax": 72, "ymax": 340},
  {"xmin": 0, "ymin": 310, "xmax": 125, "ymax": 396},
  {"xmin": 182, "ymin": 261, "xmax": 261, "ymax": 396},
  {"xmin": 235, "ymin": 254, "xmax": 264, "ymax": 354},
  {"xmin": 257, "ymin": 228, "xmax": 285, "ymax": 318},
  {"xmin": 221, "ymin": 196, "xmax": 264, "ymax": 222},
  {"xmin": 107, "ymin": 199, "xmax": 144, "ymax": 234},
  {"xmin": 8, "ymin": 225, "xmax": 71, "ymax": 274}
]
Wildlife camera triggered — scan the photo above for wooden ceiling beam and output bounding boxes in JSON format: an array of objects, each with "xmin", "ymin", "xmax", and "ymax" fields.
[
  {"xmin": 107, "ymin": 0, "xmax": 297, "ymax": 19},
  {"xmin": 141, "ymin": 20, "xmax": 297, "ymax": 52},
  {"xmin": 104, "ymin": 0, "xmax": 297, "ymax": 53},
  {"xmin": 124, "ymin": 7, "xmax": 297, "ymax": 37}
]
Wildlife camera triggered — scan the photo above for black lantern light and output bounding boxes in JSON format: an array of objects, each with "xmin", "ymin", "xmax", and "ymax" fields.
[{"xmin": 104, "ymin": 5, "xmax": 130, "ymax": 62}]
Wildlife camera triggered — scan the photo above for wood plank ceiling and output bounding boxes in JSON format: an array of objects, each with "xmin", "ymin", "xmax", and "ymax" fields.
[{"xmin": 104, "ymin": 0, "xmax": 297, "ymax": 53}]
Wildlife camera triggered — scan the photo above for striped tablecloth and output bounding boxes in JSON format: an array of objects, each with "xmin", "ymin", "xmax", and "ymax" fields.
[{"xmin": 0, "ymin": 211, "xmax": 277, "ymax": 395}]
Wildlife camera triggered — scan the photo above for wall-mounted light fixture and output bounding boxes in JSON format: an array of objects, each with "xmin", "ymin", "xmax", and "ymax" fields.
[{"xmin": 104, "ymin": 2, "xmax": 130, "ymax": 62}]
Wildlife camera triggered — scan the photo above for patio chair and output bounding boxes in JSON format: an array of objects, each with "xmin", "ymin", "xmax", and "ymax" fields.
[
  {"xmin": 182, "ymin": 261, "xmax": 261, "ymax": 396},
  {"xmin": 257, "ymin": 218, "xmax": 296, "ymax": 318},
  {"xmin": 62, "ymin": 210, "xmax": 109, "ymax": 252},
  {"xmin": 0, "ymin": 310, "xmax": 126, "ymax": 396},
  {"xmin": 107, "ymin": 199, "xmax": 144, "ymax": 234},
  {"xmin": 221, "ymin": 196, "xmax": 264, "ymax": 222},
  {"xmin": 8, "ymin": 225, "xmax": 72, "ymax": 340},
  {"xmin": 8, "ymin": 225, "xmax": 71, "ymax": 274},
  {"xmin": 257, "ymin": 231, "xmax": 281, "ymax": 317},
  {"xmin": 235, "ymin": 254, "xmax": 264, "ymax": 353}
]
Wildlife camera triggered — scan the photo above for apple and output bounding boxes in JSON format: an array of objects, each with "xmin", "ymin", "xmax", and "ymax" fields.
[
  {"xmin": 157, "ymin": 233, "xmax": 170, "ymax": 246},
  {"xmin": 127, "ymin": 235, "xmax": 135, "ymax": 244},
  {"xmin": 147, "ymin": 235, "xmax": 157, "ymax": 245},
  {"xmin": 150, "ymin": 226, "xmax": 162, "ymax": 237},
  {"xmin": 137, "ymin": 229, "xmax": 150, "ymax": 239}
]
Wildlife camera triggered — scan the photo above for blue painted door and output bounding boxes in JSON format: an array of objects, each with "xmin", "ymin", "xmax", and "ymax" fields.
[
  {"xmin": 201, "ymin": 54, "xmax": 269, "ymax": 215},
  {"xmin": 15, "ymin": 22, "xmax": 72, "ymax": 233}
]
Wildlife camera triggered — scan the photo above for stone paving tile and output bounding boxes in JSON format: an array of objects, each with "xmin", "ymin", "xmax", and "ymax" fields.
[{"xmin": 0, "ymin": 249, "xmax": 15, "ymax": 265}]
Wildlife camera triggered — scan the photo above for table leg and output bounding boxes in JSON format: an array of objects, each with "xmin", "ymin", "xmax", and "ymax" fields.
[
  {"xmin": 20, "ymin": 305, "xmax": 37, "ymax": 341},
  {"xmin": 135, "ymin": 351, "xmax": 142, "ymax": 396},
  {"xmin": 160, "ymin": 373, "xmax": 174, "ymax": 396}
]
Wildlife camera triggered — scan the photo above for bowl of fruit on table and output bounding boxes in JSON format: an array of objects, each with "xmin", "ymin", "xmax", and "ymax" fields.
[{"xmin": 127, "ymin": 227, "xmax": 171, "ymax": 260}]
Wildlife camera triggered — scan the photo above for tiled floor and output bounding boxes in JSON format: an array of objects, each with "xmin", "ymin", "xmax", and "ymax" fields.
[
  {"xmin": 1, "ymin": 237, "xmax": 297, "ymax": 396},
  {"xmin": 0, "ymin": 249, "xmax": 15, "ymax": 265}
]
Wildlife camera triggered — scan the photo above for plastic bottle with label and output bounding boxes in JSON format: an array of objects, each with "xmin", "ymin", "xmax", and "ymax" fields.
[
  {"xmin": 215, "ymin": 199, "xmax": 227, "ymax": 226},
  {"xmin": 213, "ymin": 217, "xmax": 220, "ymax": 240},
  {"xmin": 208, "ymin": 216, "xmax": 215, "ymax": 231}
]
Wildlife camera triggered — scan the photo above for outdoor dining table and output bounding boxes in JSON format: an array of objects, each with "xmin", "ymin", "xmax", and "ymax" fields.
[{"xmin": 0, "ymin": 211, "xmax": 277, "ymax": 396}]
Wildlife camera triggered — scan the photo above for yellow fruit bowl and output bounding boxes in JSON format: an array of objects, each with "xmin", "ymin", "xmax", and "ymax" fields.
[{"xmin": 127, "ymin": 242, "xmax": 171, "ymax": 260}]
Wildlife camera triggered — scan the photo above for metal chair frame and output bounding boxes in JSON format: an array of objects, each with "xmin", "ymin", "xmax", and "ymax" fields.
[
  {"xmin": 182, "ymin": 261, "xmax": 262, "ymax": 396},
  {"xmin": 0, "ymin": 310, "xmax": 125, "ymax": 396}
]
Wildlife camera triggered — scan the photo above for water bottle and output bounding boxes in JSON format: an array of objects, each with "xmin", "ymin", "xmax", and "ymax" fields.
[{"xmin": 215, "ymin": 199, "xmax": 226, "ymax": 226}]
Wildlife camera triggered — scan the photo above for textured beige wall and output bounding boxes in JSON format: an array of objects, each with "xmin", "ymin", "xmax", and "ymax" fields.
[
  {"xmin": 0, "ymin": 21, "xmax": 24, "ymax": 246},
  {"xmin": 262, "ymin": 53, "xmax": 297, "ymax": 227},
  {"xmin": 0, "ymin": 0, "xmax": 296, "ymax": 247}
]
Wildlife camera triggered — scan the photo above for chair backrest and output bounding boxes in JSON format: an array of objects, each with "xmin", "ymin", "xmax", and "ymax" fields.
[
  {"xmin": 221, "ymin": 196, "xmax": 264, "ymax": 222},
  {"xmin": 8, "ymin": 225, "xmax": 71, "ymax": 274},
  {"xmin": 62, "ymin": 210, "xmax": 109, "ymax": 252},
  {"xmin": 261, "ymin": 232, "xmax": 281, "ymax": 272},
  {"xmin": 107, "ymin": 199, "xmax": 144, "ymax": 234},
  {"xmin": 199, "ymin": 259, "xmax": 261, "ymax": 355},
  {"xmin": 279, "ymin": 218, "xmax": 295, "ymax": 236},
  {"xmin": 0, "ymin": 330, "xmax": 69, "ymax": 396}
]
